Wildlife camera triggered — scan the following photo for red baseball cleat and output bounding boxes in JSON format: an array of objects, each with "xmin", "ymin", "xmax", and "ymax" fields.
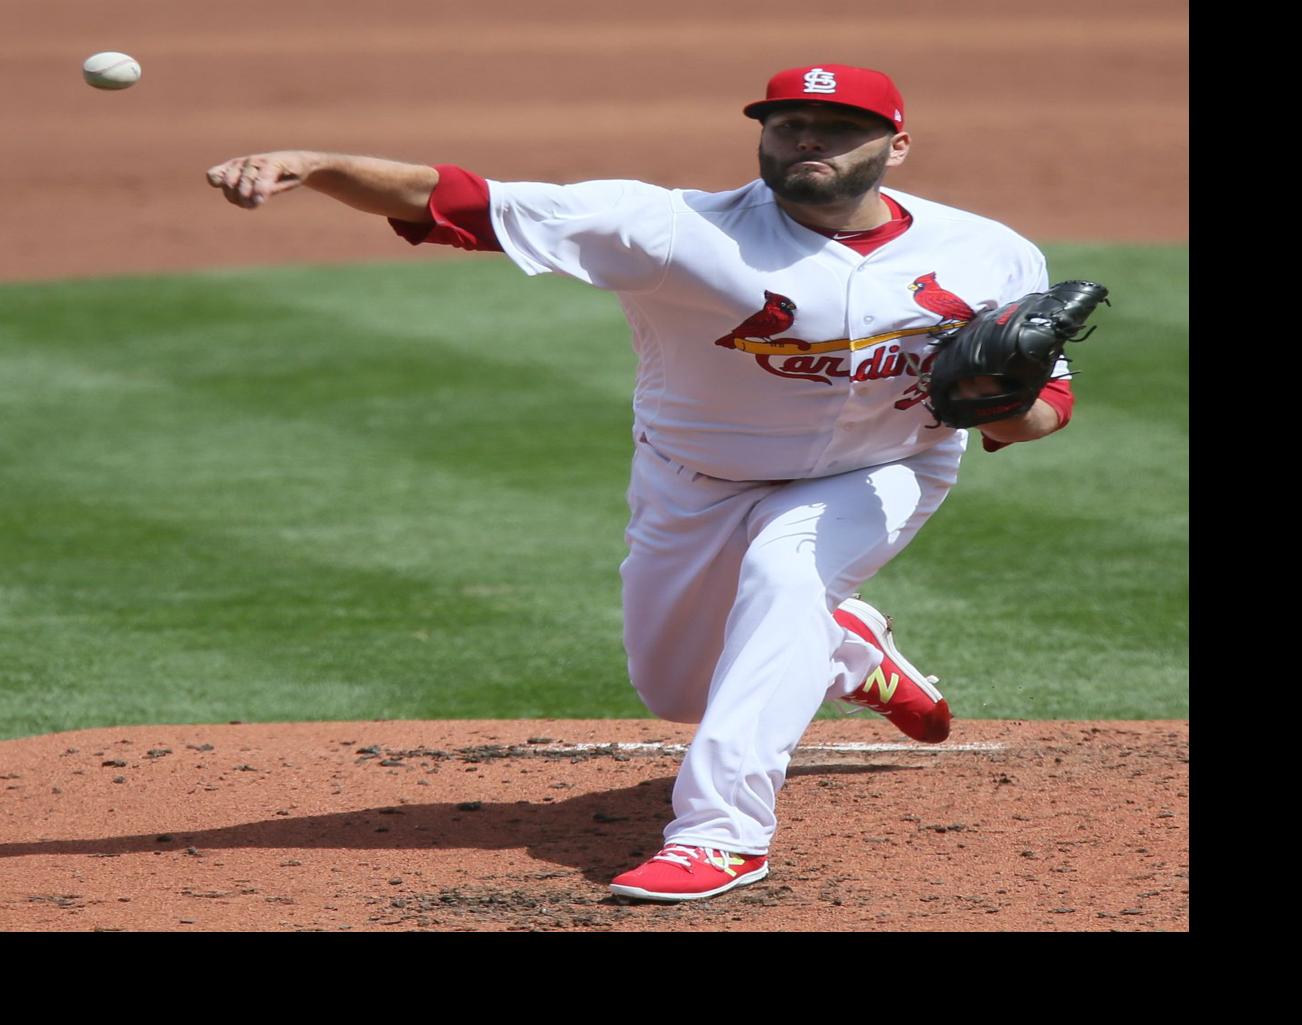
[
  {"xmin": 609, "ymin": 844, "xmax": 770, "ymax": 902},
  {"xmin": 834, "ymin": 597, "xmax": 951, "ymax": 743}
]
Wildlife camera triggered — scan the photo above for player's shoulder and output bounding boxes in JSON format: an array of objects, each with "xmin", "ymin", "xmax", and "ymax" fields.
[
  {"xmin": 672, "ymin": 179, "xmax": 777, "ymax": 218},
  {"xmin": 488, "ymin": 177, "xmax": 672, "ymax": 212},
  {"xmin": 884, "ymin": 187, "xmax": 1043, "ymax": 257},
  {"xmin": 886, "ymin": 189, "xmax": 1047, "ymax": 293}
]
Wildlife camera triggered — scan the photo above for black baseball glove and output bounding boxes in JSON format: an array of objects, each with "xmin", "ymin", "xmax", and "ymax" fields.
[{"xmin": 923, "ymin": 280, "xmax": 1111, "ymax": 429}]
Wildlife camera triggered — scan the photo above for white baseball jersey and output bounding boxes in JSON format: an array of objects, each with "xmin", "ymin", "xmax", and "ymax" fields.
[
  {"xmin": 477, "ymin": 174, "xmax": 1051, "ymax": 854},
  {"xmin": 487, "ymin": 177, "xmax": 1048, "ymax": 482}
]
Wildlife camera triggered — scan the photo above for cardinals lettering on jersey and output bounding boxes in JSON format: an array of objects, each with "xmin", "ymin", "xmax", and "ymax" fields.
[{"xmin": 710, "ymin": 275, "xmax": 982, "ymax": 400}]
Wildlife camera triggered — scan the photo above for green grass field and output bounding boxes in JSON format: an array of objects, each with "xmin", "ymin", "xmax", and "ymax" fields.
[{"xmin": 0, "ymin": 244, "xmax": 1187, "ymax": 739}]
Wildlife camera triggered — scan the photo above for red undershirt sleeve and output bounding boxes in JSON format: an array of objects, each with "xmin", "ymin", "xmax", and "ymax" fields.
[
  {"xmin": 979, "ymin": 376, "xmax": 1075, "ymax": 452},
  {"xmin": 387, "ymin": 164, "xmax": 503, "ymax": 252},
  {"xmin": 1036, "ymin": 376, "xmax": 1075, "ymax": 427}
]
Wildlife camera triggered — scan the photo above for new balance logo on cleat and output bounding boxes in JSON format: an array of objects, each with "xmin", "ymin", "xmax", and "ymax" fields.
[{"xmin": 861, "ymin": 664, "xmax": 900, "ymax": 704}]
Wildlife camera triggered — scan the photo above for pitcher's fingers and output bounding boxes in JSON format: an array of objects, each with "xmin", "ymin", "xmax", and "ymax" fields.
[
  {"xmin": 215, "ymin": 179, "xmax": 260, "ymax": 209},
  {"xmin": 235, "ymin": 160, "xmax": 266, "ymax": 200},
  {"xmin": 206, "ymin": 158, "xmax": 248, "ymax": 189}
]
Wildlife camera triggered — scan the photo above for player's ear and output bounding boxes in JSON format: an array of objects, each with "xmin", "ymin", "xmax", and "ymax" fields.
[{"xmin": 887, "ymin": 132, "xmax": 911, "ymax": 167}]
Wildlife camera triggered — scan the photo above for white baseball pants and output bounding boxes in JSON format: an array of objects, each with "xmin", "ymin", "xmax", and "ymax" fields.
[{"xmin": 620, "ymin": 431, "xmax": 967, "ymax": 853}]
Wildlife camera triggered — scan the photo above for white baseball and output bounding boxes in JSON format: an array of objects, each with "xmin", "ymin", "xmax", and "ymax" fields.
[{"xmin": 82, "ymin": 52, "xmax": 142, "ymax": 90}]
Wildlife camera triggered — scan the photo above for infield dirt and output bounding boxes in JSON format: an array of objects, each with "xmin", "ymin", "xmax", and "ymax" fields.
[
  {"xmin": 0, "ymin": 0, "xmax": 1188, "ymax": 931},
  {"xmin": 1, "ymin": 719, "xmax": 1187, "ymax": 932}
]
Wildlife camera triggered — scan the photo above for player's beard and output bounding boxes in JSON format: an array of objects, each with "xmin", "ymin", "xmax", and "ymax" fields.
[{"xmin": 759, "ymin": 146, "xmax": 890, "ymax": 205}]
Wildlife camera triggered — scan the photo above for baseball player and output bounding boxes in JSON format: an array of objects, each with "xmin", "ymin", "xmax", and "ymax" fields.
[{"xmin": 207, "ymin": 65, "xmax": 1080, "ymax": 903}]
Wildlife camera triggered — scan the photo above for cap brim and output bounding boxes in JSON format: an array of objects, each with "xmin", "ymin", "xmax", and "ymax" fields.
[{"xmin": 743, "ymin": 98, "xmax": 899, "ymax": 128}]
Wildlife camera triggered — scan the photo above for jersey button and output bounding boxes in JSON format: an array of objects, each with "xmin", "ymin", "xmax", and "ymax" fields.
[{"xmin": 862, "ymin": 315, "xmax": 874, "ymax": 323}]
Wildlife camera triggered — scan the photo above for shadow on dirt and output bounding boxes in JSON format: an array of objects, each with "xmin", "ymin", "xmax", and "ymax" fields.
[{"xmin": 0, "ymin": 764, "xmax": 918, "ymax": 884}]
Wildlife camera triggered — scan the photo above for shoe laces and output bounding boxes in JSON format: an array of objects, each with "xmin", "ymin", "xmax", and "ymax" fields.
[{"xmin": 652, "ymin": 844, "xmax": 731, "ymax": 871}]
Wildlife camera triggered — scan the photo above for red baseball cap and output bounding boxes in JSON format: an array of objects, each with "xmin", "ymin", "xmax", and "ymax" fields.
[{"xmin": 743, "ymin": 65, "xmax": 905, "ymax": 130}]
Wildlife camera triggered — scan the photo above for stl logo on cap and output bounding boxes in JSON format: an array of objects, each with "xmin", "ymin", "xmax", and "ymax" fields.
[
  {"xmin": 742, "ymin": 64, "xmax": 905, "ymax": 129},
  {"xmin": 802, "ymin": 67, "xmax": 837, "ymax": 94}
]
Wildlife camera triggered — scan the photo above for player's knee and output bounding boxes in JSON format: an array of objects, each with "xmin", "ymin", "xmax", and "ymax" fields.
[
  {"xmin": 633, "ymin": 686, "xmax": 706, "ymax": 723},
  {"xmin": 628, "ymin": 667, "xmax": 708, "ymax": 724}
]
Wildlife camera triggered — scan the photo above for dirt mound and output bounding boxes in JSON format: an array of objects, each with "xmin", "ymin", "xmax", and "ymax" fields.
[{"xmin": 0, "ymin": 718, "xmax": 1188, "ymax": 931}]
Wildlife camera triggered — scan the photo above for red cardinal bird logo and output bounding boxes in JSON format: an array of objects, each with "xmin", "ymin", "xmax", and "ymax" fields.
[
  {"xmin": 908, "ymin": 272, "xmax": 975, "ymax": 325},
  {"xmin": 715, "ymin": 290, "xmax": 798, "ymax": 349}
]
